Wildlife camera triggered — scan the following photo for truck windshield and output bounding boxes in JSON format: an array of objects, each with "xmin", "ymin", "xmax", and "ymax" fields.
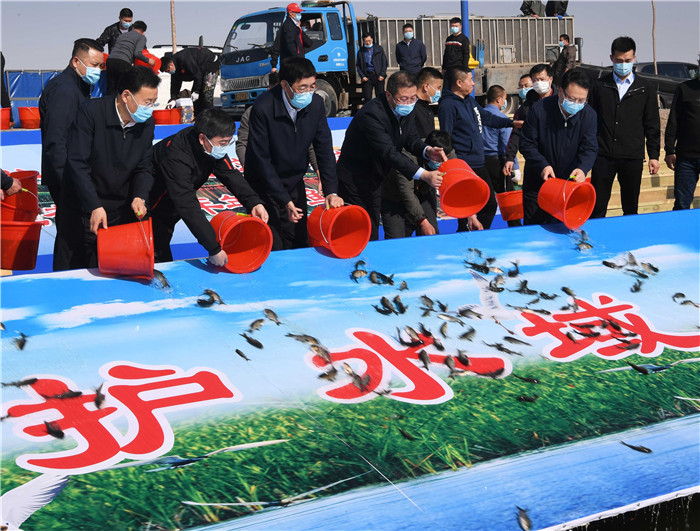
[{"xmin": 224, "ymin": 13, "xmax": 284, "ymax": 54}]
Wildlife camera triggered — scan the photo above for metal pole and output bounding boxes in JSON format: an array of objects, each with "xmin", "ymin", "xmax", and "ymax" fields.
[
  {"xmin": 170, "ymin": 0, "xmax": 177, "ymax": 53},
  {"xmin": 461, "ymin": 0, "xmax": 470, "ymax": 38}
]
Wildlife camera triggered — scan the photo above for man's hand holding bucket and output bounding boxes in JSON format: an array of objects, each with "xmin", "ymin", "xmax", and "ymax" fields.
[
  {"xmin": 325, "ymin": 193, "xmax": 344, "ymax": 210},
  {"xmin": 131, "ymin": 197, "xmax": 147, "ymax": 219}
]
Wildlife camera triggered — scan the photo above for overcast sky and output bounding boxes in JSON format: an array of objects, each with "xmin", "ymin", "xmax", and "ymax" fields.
[{"xmin": 1, "ymin": 0, "xmax": 698, "ymax": 69}]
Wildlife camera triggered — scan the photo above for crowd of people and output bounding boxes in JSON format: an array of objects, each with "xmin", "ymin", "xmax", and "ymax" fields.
[{"xmin": 1, "ymin": 3, "xmax": 698, "ymax": 273}]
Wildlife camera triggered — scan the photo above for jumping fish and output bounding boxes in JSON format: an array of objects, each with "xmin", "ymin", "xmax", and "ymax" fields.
[
  {"xmin": 240, "ymin": 333, "xmax": 263, "ymax": 349},
  {"xmin": 264, "ymin": 309, "xmax": 281, "ymax": 325}
]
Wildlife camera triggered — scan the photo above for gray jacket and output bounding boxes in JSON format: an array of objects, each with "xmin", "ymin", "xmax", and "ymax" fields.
[{"xmin": 109, "ymin": 31, "xmax": 149, "ymax": 64}]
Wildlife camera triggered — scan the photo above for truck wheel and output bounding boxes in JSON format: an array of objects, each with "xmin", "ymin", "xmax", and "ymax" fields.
[
  {"xmin": 504, "ymin": 94, "xmax": 519, "ymax": 115},
  {"xmin": 315, "ymin": 79, "xmax": 338, "ymax": 117}
]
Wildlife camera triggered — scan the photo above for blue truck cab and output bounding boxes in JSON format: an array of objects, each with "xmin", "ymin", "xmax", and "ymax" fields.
[{"xmin": 219, "ymin": 1, "xmax": 359, "ymax": 117}]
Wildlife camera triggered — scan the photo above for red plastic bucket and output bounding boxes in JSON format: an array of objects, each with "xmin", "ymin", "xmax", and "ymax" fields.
[
  {"xmin": 538, "ymin": 178, "xmax": 596, "ymax": 229},
  {"xmin": 153, "ymin": 108, "xmax": 182, "ymax": 125},
  {"xmin": 210, "ymin": 212, "xmax": 273, "ymax": 273},
  {"xmin": 438, "ymin": 159, "xmax": 490, "ymax": 219},
  {"xmin": 1, "ymin": 220, "xmax": 42, "ymax": 270},
  {"xmin": 18, "ymin": 107, "xmax": 40, "ymax": 129},
  {"xmin": 496, "ymin": 190, "xmax": 524, "ymax": 221},
  {"xmin": 135, "ymin": 50, "xmax": 162, "ymax": 73},
  {"xmin": 97, "ymin": 218, "xmax": 154, "ymax": 278},
  {"xmin": 1, "ymin": 170, "xmax": 40, "ymax": 221},
  {"xmin": 307, "ymin": 205, "xmax": 371, "ymax": 259},
  {"xmin": 0, "ymin": 108, "xmax": 10, "ymax": 130}
]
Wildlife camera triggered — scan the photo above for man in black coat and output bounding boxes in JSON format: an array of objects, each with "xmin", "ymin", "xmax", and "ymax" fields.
[
  {"xmin": 279, "ymin": 3, "xmax": 306, "ymax": 63},
  {"xmin": 357, "ymin": 33, "xmax": 388, "ymax": 103},
  {"xmin": 54, "ymin": 66, "xmax": 161, "ymax": 271},
  {"xmin": 245, "ymin": 57, "xmax": 343, "ymax": 250},
  {"xmin": 337, "ymin": 71, "xmax": 446, "ymax": 240},
  {"xmin": 96, "ymin": 7, "xmax": 133, "ymax": 53},
  {"xmin": 149, "ymin": 109, "xmax": 268, "ymax": 265},
  {"xmin": 161, "ymin": 47, "xmax": 220, "ymax": 117},
  {"xmin": 40, "ymin": 38, "xmax": 105, "ymax": 205},
  {"xmin": 588, "ymin": 36, "xmax": 660, "ymax": 217},
  {"xmin": 442, "ymin": 17, "xmax": 470, "ymax": 72}
]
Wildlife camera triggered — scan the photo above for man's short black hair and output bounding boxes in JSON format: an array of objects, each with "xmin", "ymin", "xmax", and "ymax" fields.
[
  {"xmin": 560, "ymin": 34, "xmax": 570, "ymax": 43},
  {"xmin": 446, "ymin": 67, "xmax": 471, "ymax": 90},
  {"xmin": 132, "ymin": 20, "xmax": 147, "ymax": 32},
  {"xmin": 402, "ymin": 23, "xmax": 414, "ymax": 31},
  {"xmin": 117, "ymin": 65, "xmax": 161, "ymax": 94},
  {"xmin": 519, "ymin": 73, "xmax": 531, "ymax": 82},
  {"xmin": 361, "ymin": 32, "xmax": 373, "ymax": 40},
  {"xmin": 279, "ymin": 56, "xmax": 316, "ymax": 85},
  {"xmin": 386, "ymin": 71, "xmax": 416, "ymax": 96},
  {"xmin": 72, "ymin": 38, "xmax": 103, "ymax": 59},
  {"xmin": 119, "ymin": 8, "xmax": 133, "ymax": 18},
  {"xmin": 560, "ymin": 68, "xmax": 590, "ymax": 91},
  {"xmin": 194, "ymin": 108, "xmax": 236, "ymax": 139},
  {"xmin": 611, "ymin": 36, "xmax": 636, "ymax": 55},
  {"xmin": 487, "ymin": 84, "xmax": 506, "ymax": 103},
  {"xmin": 449, "ymin": 17, "xmax": 461, "ymax": 25},
  {"xmin": 529, "ymin": 63, "xmax": 552, "ymax": 78},
  {"xmin": 425, "ymin": 130, "xmax": 453, "ymax": 153},
  {"xmin": 416, "ymin": 67, "xmax": 443, "ymax": 86},
  {"xmin": 159, "ymin": 52, "xmax": 174, "ymax": 72}
]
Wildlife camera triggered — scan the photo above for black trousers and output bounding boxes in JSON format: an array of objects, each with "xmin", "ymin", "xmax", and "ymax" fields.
[
  {"xmin": 264, "ymin": 179, "xmax": 309, "ymax": 251},
  {"xmin": 381, "ymin": 193, "xmax": 439, "ymax": 239},
  {"xmin": 362, "ymin": 71, "xmax": 385, "ymax": 103},
  {"xmin": 106, "ymin": 58, "xmax": 132, "ymax": 95},
  {"xmin": 523, "ymin": 187, "xmax": 558, "ymax": 226},
  {"xmin": 456, "ymin": 165, "xmax": 498, "ymax": 231},
  {"xmin": 484, "ymin": 155, "xmax": 521, "ymax": 227},
  {"xmin": 591, "ymin": 156, "xmax": 644, "ymax": 217},
  {"xmin": 150, "ymin": 210, "xmax": 180, "ymax": 263},
  {"xmin": 193, "ymin": 62, "xmax": 220, "ymax": 117},
  {"xmin": 337, "ymin": 166, "xmax": 381, "ymax": 241}
]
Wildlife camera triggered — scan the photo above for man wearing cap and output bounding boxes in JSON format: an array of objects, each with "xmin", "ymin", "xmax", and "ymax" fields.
[{"xmin": 279, "ymin": 3, "xmax": 306, "ymax": 63}]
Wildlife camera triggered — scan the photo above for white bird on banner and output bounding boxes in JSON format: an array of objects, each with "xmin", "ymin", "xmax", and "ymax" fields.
[{"xmin": 1, "ymin": 474, "xmax": 70, "ymax": 531}]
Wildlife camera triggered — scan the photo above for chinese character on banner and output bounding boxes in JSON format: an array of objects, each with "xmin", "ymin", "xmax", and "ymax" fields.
[
  {"xmin": 517, "ymin": 293, "xmax": 700, "ymax": 361},
  {"xmin": 308, "ymin": 329, "xmax": 510, "ymax": 404},
  {"xmin": 43, "ymin": 205, "xmax": 56, "ymax": 220},
  {"xmin": 198, "ymin": 197, "xmax": 226, "ymax": 216},
  {"xmin": 3, "ymin": 362, "xmax": 239, "ymax": 475},
  {"xmin": 305, "ymin": 188, "xmax": 326, "ymax": 207},
  {"xmin": 218, "ymin": 193, "xmax": 243, "ymax": 210}
]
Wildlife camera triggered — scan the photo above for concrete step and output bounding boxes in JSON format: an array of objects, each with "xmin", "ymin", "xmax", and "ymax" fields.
[{"xmin": 606, "ymin": 196, "xmax": 700, "ymax": 217}]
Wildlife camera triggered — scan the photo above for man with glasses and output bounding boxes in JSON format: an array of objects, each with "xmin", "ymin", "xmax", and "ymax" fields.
[
  {"xmin": 148, "ymin": 108, "xmax": 268, "ymax": 265},
  {"xmin": 337, "ymin": 71, "xmax": 446, "ymax": 240},
  {"xmin": 245, "ymin": 56, "xmax": 343, "ymax": 250},
  {"xmin": 519, "ymin": 68, "xmax": 598, "ymax": 225},
  {"xmin": 54, "ymin": 66, "xmax": 160, "ymax": 271}
]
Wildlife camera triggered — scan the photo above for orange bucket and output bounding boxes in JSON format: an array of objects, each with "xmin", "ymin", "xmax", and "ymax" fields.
[
  {"xmin": 538, "ymin": 178, "xmax": 596, "ymax": 229},
  {"xmin": 307, "ymin": 205, "xmax": 371, "ymax": 259},
  {"xmin": 18, "ymin": 107, "xmax": 40, "ymax": 129},
  {"xmin": 1, "ymin": 108, "xmax": 10, "ymax": 130},
  {"xmin": 438, "ymin": 159, "xmax": 490, "ymax": 219},
  {"xmin": 210, "ymin": 212, "xmax": 273, "ymax": 273},
  {"xmin": 1, "ymin": 220, "xmax": 43, "ymax": 270},
  {"xmin": 97, "ymin": 218, "xmax": 154, "ymax": 278},
  {"xmin": 1, "ymin": 171, "xmax": 40, "ymax": 221},
  {"xmin": 496, "ymin": 190, "xmax": 523, "ymax": 221},
  {"xmin": 135, "ymin": 50, "xmax": 162, "ymax": 73},
  {"xmin": 153, "ymin": 108, "xmax": 182, "ymax": 125}
]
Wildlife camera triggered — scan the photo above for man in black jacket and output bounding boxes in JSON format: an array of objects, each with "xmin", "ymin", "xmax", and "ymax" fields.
[
  {"xmin": 1, "ymin": 170, "xmax": 21, "ymax": 200},
  {"xmin": 588, "ymin": 36, "xmax": 660, "ymax": 218},
  {"xmin": 395, "ymin": 24, "xmax": 426, "ymax": 76},
  {"xmin": 161, "ymin": 47, "xmax": 220, "ymax": 117},
  {"xmin": 54, "ymin": 66, "xmax": 160, "ymax": 271},
  {"xmin": 245, "ymin": 57, "xmax": 343, "ymax": 250},
  {"xmin": 279, "ymin": 3, "xmax": 306, "ymax": 63},
  {"xmin": 106, "ymin": 20, "xmax": 154, "ymax": 94},
  {"xmin": 337, "ymin": 71, "xmax": 446, "ymax": 240},
  {"xmin": 40, "ymin": 38, "xmax": 105, "ymax": 205},
  {"xmin": 96, "ymin": 7, "xmax": 133, "ymax": 53},
  {"xmin": 553, "ymin": 34, "xmax": 577, "ymax": 86},
  {"xmin": 357, "ymin": 33, "xmax": 387, "ymax": 104},
  {"xmin": 149, "ymin": 109, "xmax": 268, "ymax": 265},
  {"xmin": 442, "ymin": 17, "xmax": 470, "ymax": 72},
  {"xmin": 545, "ymin": 1, "xmax": 569, "ymax": 16}
]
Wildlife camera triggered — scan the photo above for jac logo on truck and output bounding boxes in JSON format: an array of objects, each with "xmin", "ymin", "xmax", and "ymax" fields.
[{"xmin": 235, "ymin": 55, "xmax": 251, "ymax": 63}]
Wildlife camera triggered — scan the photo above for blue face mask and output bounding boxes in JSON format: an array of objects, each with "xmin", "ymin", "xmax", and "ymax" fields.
[
  {"xmin": 294, "ymin": 13, "xmax": 302, "ymax": 21},
  {"xmin": 78, "ymin": 58, "xmax": 101, "ymax": 86},
  {"xmin": 128, "ymin": 93, "xmax": 153, "ymax": 123},
  {"xmin": 613, "ymin": 62, "xmax": 634, "ymax": 77},
  {"xmin": 393, "ymin": 101, "xmax": 416, "ymax": 117},
  {"xmin": 500, "ymin": 102, "xmax": 508, "ymax": 112},
  {"xmin": 404, "ymin": 32, "xmax": 414, "ymax": 40},
  {"xmin": 519, "ymin": 86, "xmax": 532, "ymax": 99},
  {"xmin": 561, "ymin": 97, "xmax": 585, "ymax": 116},
  {"xmin": 121, "ymin": 21, "xmax": 132, "ymax": 29},
  {"xmin": 450, "ymin": 26, "xmax": 460, "ymax": 35},
  {"xmin": 430, "ymin": 88, "xmax": 441, "ymax": 104},
  {"xmin": 302, "ymin": 26, "xmax": 308, "ymax": 32},
  {"xmin": 291, "ymin": 90, "xmax": 313, "ymax": 109},
  {"xmin": 559, "ymin": 40, "xmax": 565, "ymax": 47},
  {"xmin": 205, "ymin": 136, "xmax": 228, "ymax": 159},
  {"xmin": 364, "ymin": 43, "xmax": 372, "ymax": 49},
  {"xmin": 427, "ymin": 160, "xmax": 441, "ymax": 170}
]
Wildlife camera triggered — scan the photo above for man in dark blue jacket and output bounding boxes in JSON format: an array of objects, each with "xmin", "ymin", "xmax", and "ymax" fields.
[
  {"xmin": 520, "ymin": 68, "xmax": 598, "ymax": 226},
  {"xmin": 244, "ymin": 57, "xmax": 343, "ymax": 251},
  {"xmin": 438, "ymin": 67, "xmax": 521, "ymax": 230},
  {"xmin": 395, "ymin": 24, "xmax": 426, "ymax": 76},
  {"xmin": 357, "ymin": 33, "xmax": 387, "ymax": 104},
  {"xmin": 40, "ymin": 38, "xmax": 105, "ymax": 205},
  {"xmin": 54, "ymin": 66, "xmax": 160, "ymax": 271}
]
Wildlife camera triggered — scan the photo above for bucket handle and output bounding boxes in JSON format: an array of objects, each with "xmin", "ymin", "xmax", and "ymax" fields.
[
  {"xmin": 217, "ymin": 212, "xmax": 250, "ymax": 242},
  {"xmin": 318, "ymin": 202, "xmax": 354, "ymax": 246},
  {"xmin": 137, "ymin": 218, "xmax": 151, "ymax": 252}
]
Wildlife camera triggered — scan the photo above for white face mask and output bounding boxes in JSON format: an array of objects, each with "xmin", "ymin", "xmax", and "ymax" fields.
[{"xmin": 532, "ymin": 80, "xmax": 551, "ymax": 95}]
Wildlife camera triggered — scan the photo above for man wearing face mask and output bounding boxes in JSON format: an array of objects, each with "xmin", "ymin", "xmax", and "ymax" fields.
[
  {"xmin": 149, "ymin": 109, "xmax": 268, "ymax": 265},
  {"xmin": 106, "ymin": 20, "xmax": 154, "ymax": 95},
  {"xmin": 279, "ymin": 3, "xmax": 307, "ymax": 63},
  {"xmin": 504, "ymin": 64, "xmax": 553, "ymax": 179},
  {"xmin": 160, "ymin": 47, "xmax": 220, "ymax": 117},
  {"xmin": 588, "ymin": 36, "xmax": 660, "ymax": 218},
  {"xmin": 552, "ymin": 34, "xmax": 577, "ymax": 87},
  {"xmin": 395, "ymin": 24, "xmax": 426, "ymax": 76},
  {"xmin": 96, "ymin": 7, "xmax": 133, "ymax": 54},
  {"xmin": 54, "ymin": 66, "xmax": 161, "ymax": 271},
  {"xmin": 245, "ymin": 57, "xmax": 343, "ymax": 251},
  {"xmin": 357, "ymin": 33, "xmax": 388, "ymax": 104},
  {"xmin": 39, "ymin": 38, "xmax": 105, "ymax": 206},
  {"xmin": 337, "ymin": 71, "xmax": 447, "ymax": 241},
  {"xmin": 442, "ymin": 17, "xmax": 470, "ymax": 72},
  {"xmin": 519, "ymin": 68, "xmax": 598, "ymax": 226}
]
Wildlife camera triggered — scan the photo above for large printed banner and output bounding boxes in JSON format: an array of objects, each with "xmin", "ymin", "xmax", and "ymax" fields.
[{"xmin": 1, "ymin": 210, "xmax": 699, "ymax": 530}]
